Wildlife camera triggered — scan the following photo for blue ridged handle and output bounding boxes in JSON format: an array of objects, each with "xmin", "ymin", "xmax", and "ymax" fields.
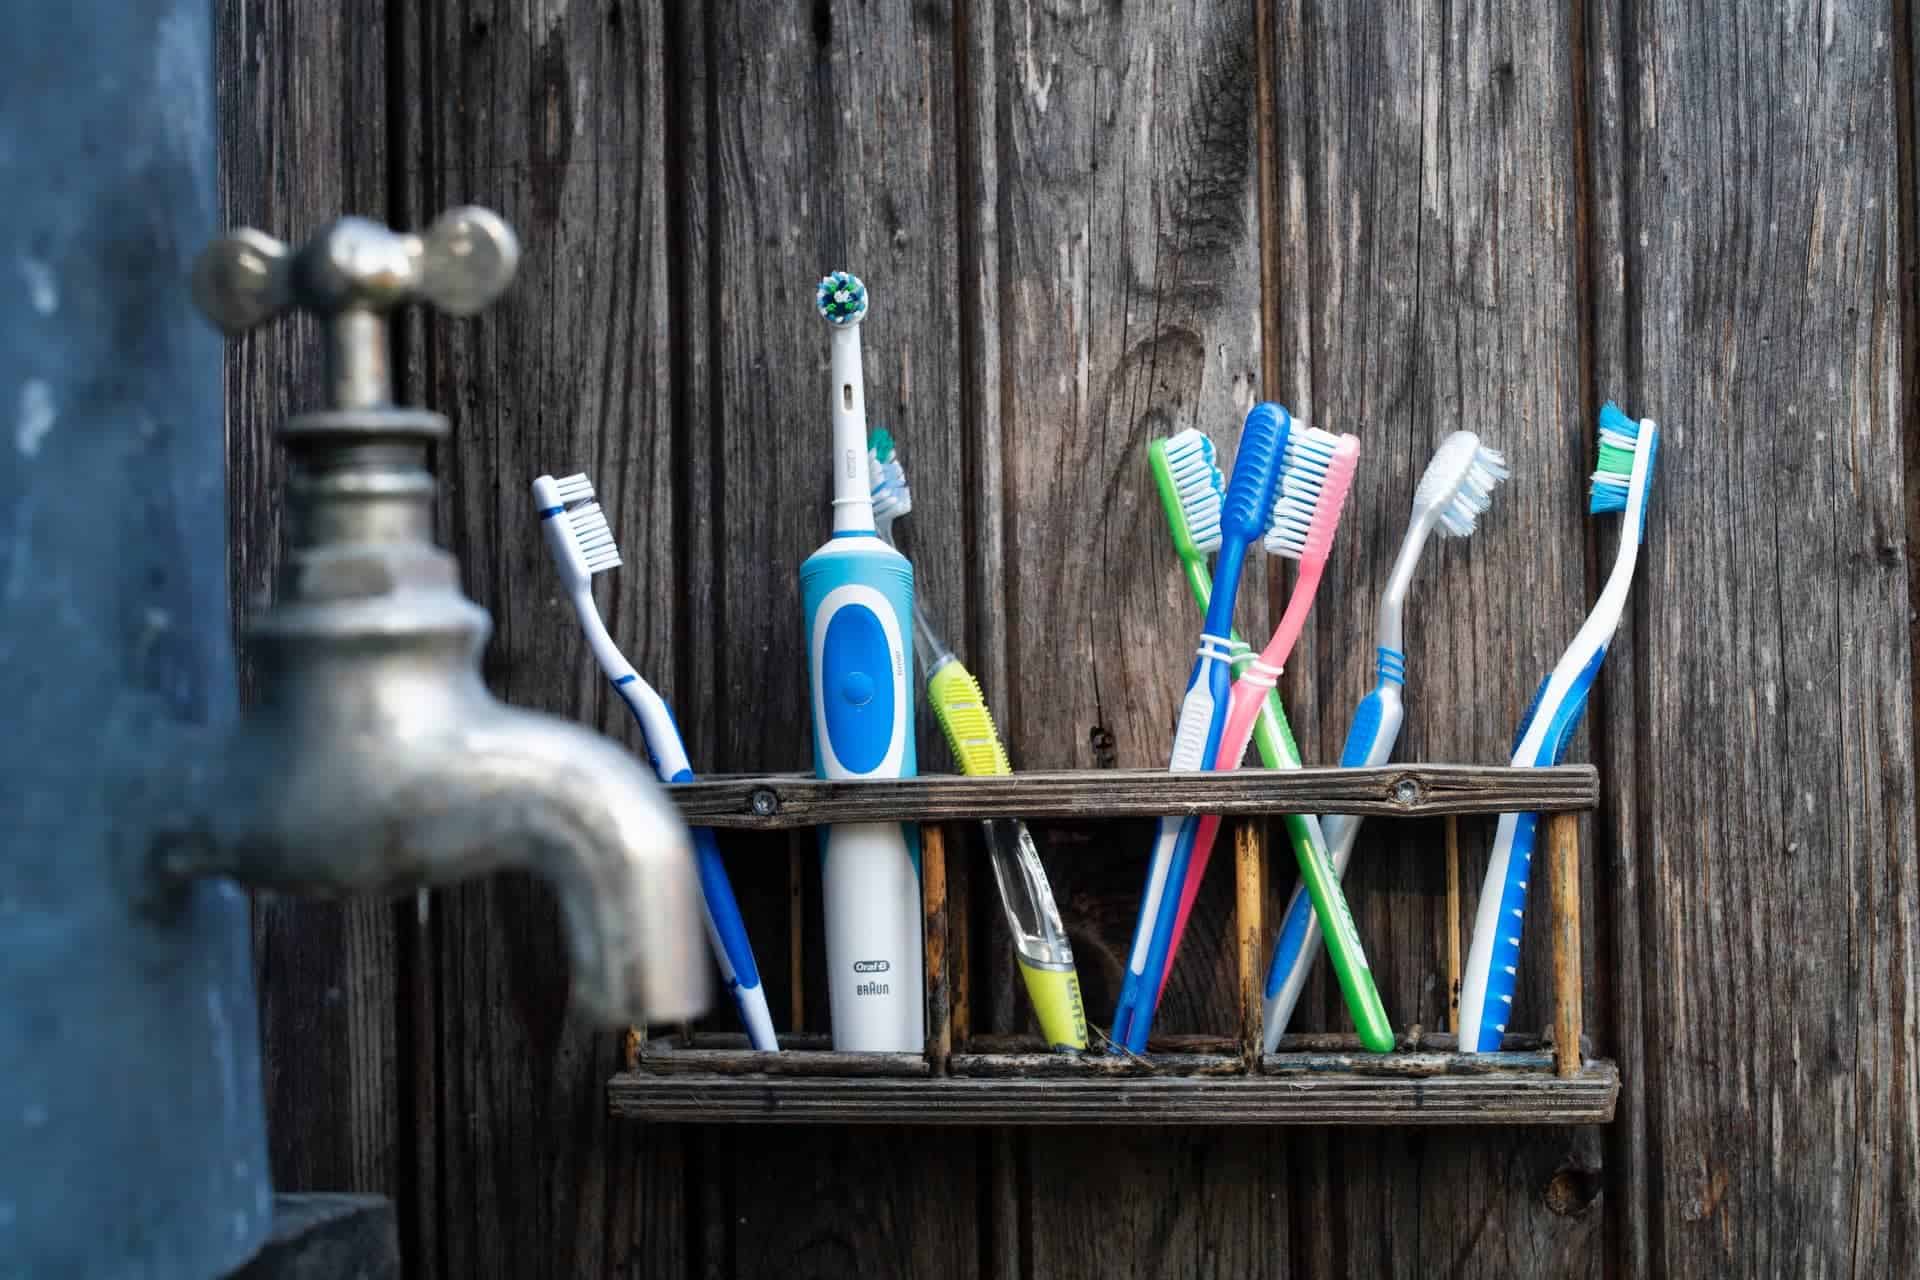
[
  {"xmin": 1123, "ymin": 811, "xmax": 1205, "ymax": 1052},
  {"xmin": 1466, "ymin": 647, "xmax": 1603, "ymax": 1052},
  {"xmin": 689, "ymin": 817, "xmax": 761, "ymax": 992}
]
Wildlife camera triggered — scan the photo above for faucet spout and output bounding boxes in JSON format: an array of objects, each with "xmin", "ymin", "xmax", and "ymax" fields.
[
  {"xmin": 166, "ymin": 205, "xmax": 715, "ymax": 1029},
  {"xmin": 170, "ymin": 651, "xmax": 711, "ymax": 1027}
]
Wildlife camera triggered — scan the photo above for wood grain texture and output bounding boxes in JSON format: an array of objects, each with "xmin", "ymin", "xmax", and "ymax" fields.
[
  {"xmin": 1594, "ymin": 2, "xmax": 1920, "ymax": 1274},
  {"xmin": 923, "ymin": 824, "xmax": 952, "ymax": 1072},
  {"xmin": 682, "ymin": 2, "xmax": 984, "ymax": 1276},
  {"xmin": 215, "ymin": 0, "xmax": 408, "ymax": 1240},
  {"xmin": 1268, "ymin": 1, "xmax": 1609, "ymax": 1275},
  {"xmin": 1549, "ymin": 813, "xmax": 1582, "ymax": 1078},
  {"xmin": 958, "ymin": 2, "xmax": 1281, "ymax": 1270},
  {"xmin": 1234, "ymin": 819, "xmax": 1265, "ymax": 1059},
  {"xmin": 608, "ymin": 1064, "xmax": 1620, "ymax": 1126},
  {"xmin": 668, "ymin": 764, "xmax": 1598, "ymax": 827},
  {"xmin": 395, "ymin": 2, "xmax": 685, "ymax": 1276}
]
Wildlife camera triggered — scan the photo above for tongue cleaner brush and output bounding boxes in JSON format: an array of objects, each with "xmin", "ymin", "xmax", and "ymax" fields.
[{"xmin": 800, "ymin": 272, "xmax": 926, "ymax": 1052}]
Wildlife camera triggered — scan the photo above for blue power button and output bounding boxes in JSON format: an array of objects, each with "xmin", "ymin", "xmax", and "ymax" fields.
[
  {"xmin": 821, "ymin": 604, "xmax": 895, "ymax": 774},
  {"xmin": 841, "ymin": 671, "xmax": 876, "ymax": 705}
]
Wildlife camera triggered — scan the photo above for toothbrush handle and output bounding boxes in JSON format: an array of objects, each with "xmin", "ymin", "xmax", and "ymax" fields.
[
  {"xmin": 1458, "ymin": 810, "xmax": 1536, "ymax": 1052},
  {"xmin": 1120, "ymin": 813, "xmax": 1204, "ymax": 1053},
  {"xmin": 1262, "ymin": 659, "xmax": 1406, "ymax": 1047},
  {"xmin": 690, "ymin": 825, "xmax": 780, "ymax": 1051},
  {"xmin": 612, "ymin": 682, "xmax": 780, "ymax": 1051},
  {"xmin": 1111, "ymin": 813, "xmax": 1188, "ymax": 1051},
  {"xmin": 1156, "ymin": 673, "xmax": 1392, "ymax": 1053},
  {"xmin": 1110, "ymin": 641, "xmax": 1231, "ymax": 1051},
  {"xmin": 1175, "ymin": 566, "xmax": 1384, "ymax": 1047},
  {"xmin": 927, "ymin": 658, "xmax": 1089, "ymax": 1053}
]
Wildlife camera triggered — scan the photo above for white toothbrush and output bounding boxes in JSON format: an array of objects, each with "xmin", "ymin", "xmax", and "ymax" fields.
[
  {"xmin": 1262, "ymin": 431, "xmax": 1508, "ymax": 1045},
  {"xmin": 532, "ymin": 472, "xmax": 779, "ymax": 1051}
]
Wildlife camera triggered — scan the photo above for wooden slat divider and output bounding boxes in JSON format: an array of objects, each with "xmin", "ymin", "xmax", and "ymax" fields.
[
  {"xmin": 1549, "ymin": 813, "xmax": 1583, "ymax": 1078},
  {"xmin": 1235, "ymin": 819, "xmax": 1266, "ymax": 1064},
  {"xmin": 923, "ymin": 825, "xmax": 952, "ymax": 1075},
  {"xmin": 1445, "ymin": 815, "xmax": 1462, "ymax": 1034}
]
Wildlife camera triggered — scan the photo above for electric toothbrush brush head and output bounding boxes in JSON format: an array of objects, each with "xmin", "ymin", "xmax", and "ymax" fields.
[{"xmin": 816, "ymin": 270, "xmax": 869, "ymax": 326}]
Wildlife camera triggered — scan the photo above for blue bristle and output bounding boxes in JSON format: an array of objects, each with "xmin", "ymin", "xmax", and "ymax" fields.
[
  {"xmin": 1589, "ymin": 400, "xmax": 1658, "ymax": 543},
  {"xmin": 1597, "ymin": 400, "xmax": 1639, "ymax": 440}
]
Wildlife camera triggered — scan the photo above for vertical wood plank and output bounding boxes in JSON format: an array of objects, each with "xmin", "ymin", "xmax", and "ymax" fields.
[
  {"xmin": 1270, "ymin": 0, "xmax": 1607, "ymax": 1273},
  {"xmin": 965, "ymin": 0, "xmax": 1266, "ymax": 1035},
  {"xmin": 215, "ymin": 0, "xmax": 406, "ymax": 1235},
  {"xmin": 686, "ymin": 1, "xmax": 982, "ymax": 1273},
  {"xmin": 962, "ymin": 0, "xmax": 1277, "ymax": 1268},
  {"xmin": 1596, "ymin": 1, "xmax": 1920, "ymax": 1273},
  {"xmin": 1580, "ymin": 0, "xmax": 1651, "ymax": 1268},
  {"xmin": 396, "ymin": 2, "xmax": 687, "ymax": 1276},
  {"xmin": 1548, "ymin": 813, "xmax": 1582, "ymax": 1079}
]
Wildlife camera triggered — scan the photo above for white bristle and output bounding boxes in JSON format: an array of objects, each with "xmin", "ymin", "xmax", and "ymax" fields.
[
  {"xmin": 566, "ymin": 502, "xmax": 622, "ymax": 574},
  {"xmin": 1263, "ymin": 427, "xmax": 1341, "ymax": 559},
  {"xmin": 870, "ymin": 452, "xmax": 912, "ymax": 523},
  {"xmin": 553, "ymin": 473, "xmax": 596, "ymax": 505},
  {"xmin": 1163, "ymin": 429, "xmax": 1224, "ymax": 552},
  {"xmin": 1415, "ymin": 431, "xmax": 1510, "ymax": 539}
]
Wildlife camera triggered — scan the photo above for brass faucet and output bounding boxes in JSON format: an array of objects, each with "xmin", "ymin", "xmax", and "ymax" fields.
[{"xmin": 158, "ymin": 208, "xmax": 709, "ymax": 1029}]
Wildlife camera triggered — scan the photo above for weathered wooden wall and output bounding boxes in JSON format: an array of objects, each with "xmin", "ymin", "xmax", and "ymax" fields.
[{"xmin": 217, "ymin": 0, "xmax": 1920, "ymax": 1275}]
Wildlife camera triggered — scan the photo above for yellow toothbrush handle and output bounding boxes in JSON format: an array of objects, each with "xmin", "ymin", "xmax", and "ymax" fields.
[{"xmin": 928, "ymin": 660, "xmax": 1089, "ymax": 1052}]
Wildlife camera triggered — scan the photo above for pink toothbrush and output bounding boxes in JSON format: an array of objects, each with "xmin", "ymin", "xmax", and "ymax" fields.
[{"xmin": 1154, "ymin": 429, "xmax": 1365, "ymax": 1000}]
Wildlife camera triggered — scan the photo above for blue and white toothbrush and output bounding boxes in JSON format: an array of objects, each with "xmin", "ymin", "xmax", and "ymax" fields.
[
  {"xmin": 531, "ymin": 473, "xmax": 779, "ymax": 1050},
  {"xmin": 1110, "ymin": 402, "xmax": 1290, "ymax": 1053},
  {"xmin": 1457, "ymin": 402, "xmax": 1657, "ymax": 1052},
  {"xmin": 801, "ymin": 272, "xmax": 925, "ymax": 1053},
  {"xmin": 1261, "ymin": 431, "xmax": 1508, "ymax": 1049}
]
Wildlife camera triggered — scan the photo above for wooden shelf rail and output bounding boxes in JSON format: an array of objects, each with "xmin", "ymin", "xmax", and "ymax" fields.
[
  {"xmin": 612, "ymin": 768, "xmax": 1614, "ymax": 1126},
  {"xmin": 665, "ymin": 764, "xmax": 1598, "ymax": 829}
]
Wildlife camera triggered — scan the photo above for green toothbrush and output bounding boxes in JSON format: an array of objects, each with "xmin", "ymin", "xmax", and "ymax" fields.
[{"xmin": 1150, "ymin": 429, "xmax": 1393, "ymax": 1052}]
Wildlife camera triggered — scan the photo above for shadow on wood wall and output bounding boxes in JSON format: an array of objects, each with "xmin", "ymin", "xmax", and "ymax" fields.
[{"xmin": 218, "ymin": 0, "xmax": 1919, "ymax": 1276}]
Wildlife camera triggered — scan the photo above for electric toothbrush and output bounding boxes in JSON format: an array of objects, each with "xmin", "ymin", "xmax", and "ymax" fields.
[{"xmin": 801, "ymin": 272, "xmax": 925, "ymax": 1052}]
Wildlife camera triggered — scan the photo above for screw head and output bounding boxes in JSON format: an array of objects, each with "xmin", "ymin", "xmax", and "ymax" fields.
[
  {"xmin": 1390, "ymin": 778, "xmax": 1420, "ymax": 806},
  {"xmin": 750, "ymin": 788, "xmax": 778, "ymax": 817}
]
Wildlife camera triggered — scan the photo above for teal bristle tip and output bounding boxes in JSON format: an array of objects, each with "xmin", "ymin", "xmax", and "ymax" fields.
[
  {"xmin": 816, "ymin": 270, "xmax": 868, "ymax": 326},
  {"xmin": 870, "ymin": 425, "xmax": 896, "ymax": 463}
]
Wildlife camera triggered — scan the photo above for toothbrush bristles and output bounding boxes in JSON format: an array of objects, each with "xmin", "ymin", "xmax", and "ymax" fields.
[
  {"xmin": 567, "ymin": 502, "xmax": 623, "ymax": 574},
  {"xmin": 1436, "ymin": 445, "xmax": 1510, "ymax": 538},
  {"xmin": 1264, "ymin": 427, "xmax": 1343, "ymax": 559},
  {"xmin": 553, "ymin": 473, "xmax": 596, "ymax": 506},
  {"xmin": 816, "ymin": 270, "xmax": 869, "ymax": 326},
  {"xmin": 1162, "ymin": 429, "xmax": 1224, "ymax": 553},
  {"xmin": 870, "ymin": 447, "xmax": 912, "ymax": 522},
  {"xmin": 1589, "ymin": 400, "xmax": 1645, "ymax": 514}
]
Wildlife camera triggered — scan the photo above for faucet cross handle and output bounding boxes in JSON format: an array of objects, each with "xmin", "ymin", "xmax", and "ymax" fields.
[{"xmin": 191, "ymin": 207, "xmax": 520, "ymax": 410}]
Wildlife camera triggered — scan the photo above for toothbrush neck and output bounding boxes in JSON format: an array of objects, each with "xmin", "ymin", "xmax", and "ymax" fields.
[
  {"xmin": 830, "ymin": 324, "xmax": 875, "ymax": 533},
  {"xmin": 1376, "ymin": 509, "xmax": 1435, "ymax": 655},
  {"xmin": 1201, "ymin": 539, "xmax": 1250, "ymax": 637}
]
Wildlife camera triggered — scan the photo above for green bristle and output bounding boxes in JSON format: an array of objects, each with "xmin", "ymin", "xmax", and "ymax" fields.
[
  {"xmin": 870, "ymin": 425, "xmax": 896, "ymax": 463},
  {"xmin": 1594, "ymin": 439, "xmax": 1637, "ymax": 476}
]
